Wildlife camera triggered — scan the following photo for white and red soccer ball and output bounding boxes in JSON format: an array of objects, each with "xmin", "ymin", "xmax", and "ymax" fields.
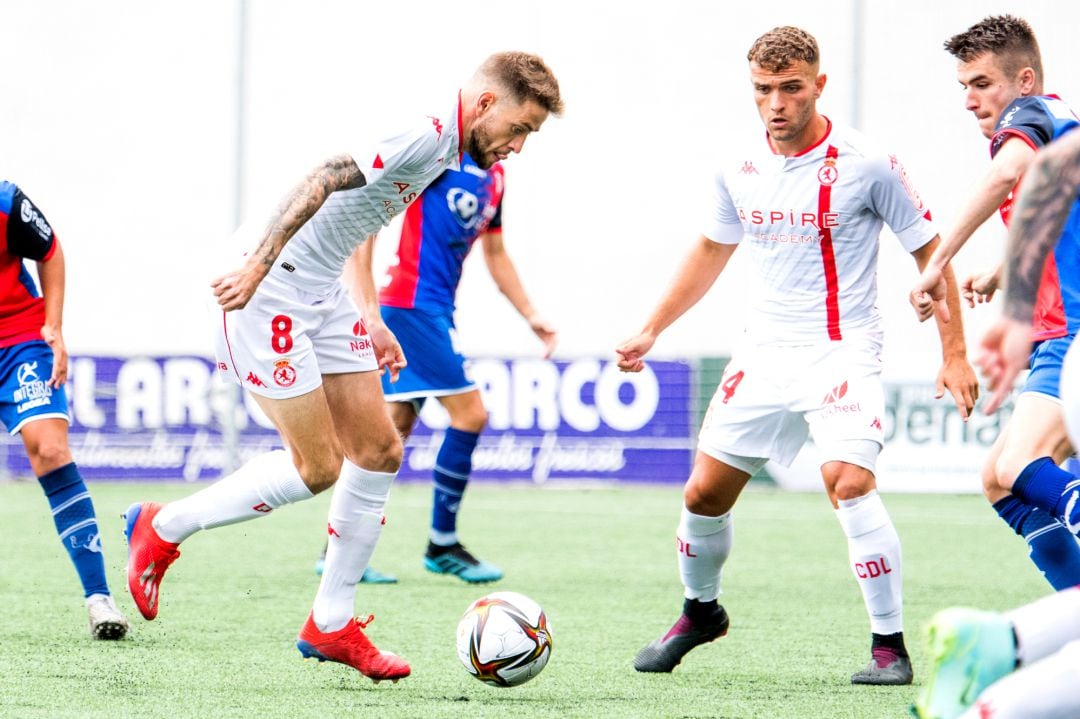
[{"xmin": 455, "ymin": 591, "xmax": 553, "ymax": 687}]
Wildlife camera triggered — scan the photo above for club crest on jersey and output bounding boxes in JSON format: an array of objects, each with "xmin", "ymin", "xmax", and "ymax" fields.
[
  {"xmin": 891, "ymin": 156, "xmax": 926, "ymax": 212},
  {"xmin": 273, "ymin": 359, "xmax": 296, "ymax": 388},
  {"xmin": 817, "ymin": 158, "xmax": 838, "ymax": 186}
]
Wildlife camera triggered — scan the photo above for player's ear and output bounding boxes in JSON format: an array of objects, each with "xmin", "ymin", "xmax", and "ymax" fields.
[
  {"xmin": 815, "ymin": 73, "xmax": 827, "ymax": 97},
  {"xmin": 476, "ymin": 90, "xmax": 497, "ymax": 115},
  {"xmin": 1018, "ymin": 66, "xmax": 1036, "ymax": 96}
]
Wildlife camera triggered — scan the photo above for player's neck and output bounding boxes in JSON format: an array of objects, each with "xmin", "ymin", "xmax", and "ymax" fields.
[{"xmin": 770, "ymin": 114, "xmax": 830, "ymax": 157}]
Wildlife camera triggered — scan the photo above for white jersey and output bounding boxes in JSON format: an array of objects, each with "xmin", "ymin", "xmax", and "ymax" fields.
[
  {"xmin": 269, "ymin": 99, "xmax": 463, "ymax": 295},
  {"xmin": 705, "ymin": 119, "xmax": 935, "ymax": 344}
]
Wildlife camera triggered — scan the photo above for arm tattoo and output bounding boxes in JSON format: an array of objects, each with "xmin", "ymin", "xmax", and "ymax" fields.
[
  {"xmin": 1003, "ymin": 132, "xmax": 1080, "ymax": 322},
  {"xmin": 253, "ymin": 154, "xmax": 367, "ymax": 268}
]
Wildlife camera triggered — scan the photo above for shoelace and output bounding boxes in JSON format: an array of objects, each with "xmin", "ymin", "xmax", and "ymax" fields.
[{"xmin": 356, "ymin": 613, "xmax": 375, "ymax": 629}]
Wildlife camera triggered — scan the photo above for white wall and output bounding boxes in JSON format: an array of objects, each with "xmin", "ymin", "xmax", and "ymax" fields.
[{"xmin": 2, "ymin": 0, "xmax": 1078, "ymax": 382}]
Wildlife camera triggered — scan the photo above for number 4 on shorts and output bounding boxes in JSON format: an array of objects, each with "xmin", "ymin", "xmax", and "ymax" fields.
[{"xmin": 720, "ymin": 370, "xmax": 744, "ymax": 404}]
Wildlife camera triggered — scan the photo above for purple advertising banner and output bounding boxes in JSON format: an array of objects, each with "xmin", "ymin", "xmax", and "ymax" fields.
[{"xmin": 1, "ymin": 356, "xmax": 695, "ymax": 484}]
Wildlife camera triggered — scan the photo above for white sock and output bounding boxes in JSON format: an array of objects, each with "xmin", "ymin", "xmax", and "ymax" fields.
[
  {"xmin": 677, "ymin": 506, "xmax": 733, "ymax": 602},
  {"xmin": 154, "ymin": 449, "xmax": 313, "ymax": 543},
  {"xmin": 312, "ymin": 460, "xmax": 396, "ymax": 633},
  {"xmin": 965, "ymin": 640, "xmax": 1080, "ymax": 719},
  {"xmin": 834, "ymin": 490, "xmax": 903, "ymax": 635},
  {"xmin": 1007, "ymin": 586, "xmax": 1080, "ymax": 665}
]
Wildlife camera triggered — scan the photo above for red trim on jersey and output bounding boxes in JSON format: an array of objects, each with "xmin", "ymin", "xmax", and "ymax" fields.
[
  {"xmin": 767, "ymin": 117, "xmax": 833, "ymax": 157},
  {"xmin": 378, "ymin": 199, "xmax": 424, "ymax": 308},
  {"xmin": 222, "ymin": 312, "xmax": 243, "ymax": 383},
  {"xmin": 456, "ymin": 92, "xmax": 465, "ymax": 165},
  {"xmin": 818, "ymin": 145, "xmax": 842, "ymax": 341},
  {"xmin": 41, "ymin": 233, "xmax": 58, "ymax": 262},
  {"xmin": 1032, "ymin": 254, "xmax": 1068, "ymax": 341},
  {"xmin": 990, "ymin": 128, "xmax": 1039, "ymax": 159}
]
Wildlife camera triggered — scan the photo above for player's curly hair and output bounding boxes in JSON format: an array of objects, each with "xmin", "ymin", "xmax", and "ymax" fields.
[
  {"xmin": 747, "ymin": 26, "xmax": 819, "ymax": 72},
  {"xmin": 945, "ymin": 15, "xmax": 1043, "ymax": 82},
  {"xmin": 480, "ymin": 51, "xmax": 564, "ymax": 116}
]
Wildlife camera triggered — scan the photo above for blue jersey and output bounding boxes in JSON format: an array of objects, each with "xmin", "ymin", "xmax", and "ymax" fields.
[
  {"xmin": 990, "ymin": 95, "xmax": 1080, "ymax": 339},
  {"xmin": 379, "ymin": 154, "xmax": 504, "ymax": 312}
]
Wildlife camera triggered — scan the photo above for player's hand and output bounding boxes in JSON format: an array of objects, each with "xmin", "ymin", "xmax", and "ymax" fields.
[
  {"xmin": 935, "ymin": 354, "xmax": 979, "ymax": 421},
  {"xmin": 367, "ymin": 319, "xmax": 407, "ymax": 383},
  {"xmin": 976, "ymin": 316, "xmax": 1031, "ymax": 414},
  {"xmin": 211, "ymin": 264, "xmax": 267, "ymax": 311},
  {"xmin": 910, "ymin": 266, "xmax": 949, "ymax": 323},
  {"xmin": 961, "ymin": 267, "xmax": 1001, "ymax": 308},
  {"xmin": 527, "ymin": 314, "xmax": 558, "ymax": 359},
  {"xmin": 615, "ymin": 332, "xmax": 657, "ymax": 373},
  {"xmin": 40, "ymin": 324, "xmax": 68, "ymax": 388}
]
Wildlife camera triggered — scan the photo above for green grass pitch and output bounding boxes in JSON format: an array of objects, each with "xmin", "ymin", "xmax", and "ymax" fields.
[{"xmin": 0, "ymin": 480, "xmax": 1047, "ymax": 719}]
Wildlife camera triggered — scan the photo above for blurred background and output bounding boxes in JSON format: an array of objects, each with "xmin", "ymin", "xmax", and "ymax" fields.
[{"xmin": 1, "ymin": 0, "xmax": 1076, "ymax": 490}]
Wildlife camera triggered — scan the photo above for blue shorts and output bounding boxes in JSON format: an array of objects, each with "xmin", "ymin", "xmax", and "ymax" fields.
[
  {"xmin": 381, "ymin": 306, "xmax": 475, "ymax": 407},
  {"xmin": 0, "ymin": 340, "xmax": 70, "ymax": 435},
  {"xmin": 1023, "ymin": 335, "xmax": 1075, "ymax": 399}
]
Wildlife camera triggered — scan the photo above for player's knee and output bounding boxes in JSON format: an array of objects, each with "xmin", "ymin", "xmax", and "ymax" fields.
[
  {"xmin": 296, "ymin": 452, "xmax": 345, "ymax": 494},
  {"xmin": 980, "ymin": 459, "xmax": 1008, "ymax": 500},
  {"xmin": 683, "ymin": 477, "xmax": 729, "ymax": 516},
  {"xmin": 830, "ymin": 476, "xmax": 871, "ymax": 502},
  {"xmin": 823, "ymin": 466, "xmax": 874, "ymax": 502},
  {"xmin": 458, "ymin": 408, "xmax": 488, "ymax": 434},
  {"xmin": 351, "ymin": 431, "xmax": 403, "ymax": 474},
  {"xmin": 23, "ymin": 435, "xmax": 72, "ymax": 474},
  {"xmin": 992, "ymin": 452, "xmax": 1029, "ymax": 493}
]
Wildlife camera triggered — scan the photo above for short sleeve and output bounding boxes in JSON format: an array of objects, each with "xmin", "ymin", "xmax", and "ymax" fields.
[
  {"xmin": 990, "ymin": 97, "xmax": 1055, "ymax": 156},
  {"xmin": 1, "ymin": 182, "xmax": 57, "ymax": 261},
  {"xmin": 865, "ymin": 154, "xmax": 937, "ymax": 252},
  {"xmin": 351, "ymin": 115, "xmax": 449, "ymax": 181},
  {"xmin": 703, "ymin": 171, "xmax": 744, "ymax": 245}
]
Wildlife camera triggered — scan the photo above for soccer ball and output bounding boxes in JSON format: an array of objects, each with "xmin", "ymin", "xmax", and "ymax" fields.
[{"xmin": 455, "ymin": 591, "xmax": 553, "ymax": 687}]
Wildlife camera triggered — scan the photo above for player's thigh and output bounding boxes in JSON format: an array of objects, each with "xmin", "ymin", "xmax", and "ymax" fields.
[
  {"xmin": 322, "ymin": 371, "xmax": 402, "ymax": 471},
  {"xmin": 439, "ymin": 389, "xmax": 487, "ymax": 433},
  {"xmin": 995, "ymin": 392, "xmax": 1073, "ymax": 487}
]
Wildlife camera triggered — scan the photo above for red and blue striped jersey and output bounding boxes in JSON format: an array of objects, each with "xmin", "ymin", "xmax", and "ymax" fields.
[
  {"xmin": 379, "ymin": 154, "xmax": 504, "ymax": 311},
  {"xmin": 991, "ymin": 95, "xmax": 1080, "ymax": 340},
  {"xmin": 1, "ymin": 181, "xmax": 57, "ymax": 347}
]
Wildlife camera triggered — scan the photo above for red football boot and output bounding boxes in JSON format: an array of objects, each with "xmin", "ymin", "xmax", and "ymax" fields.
[
  {"xmin": 296, "ymin": 613, "xmax": 411, "ymax": 683},
  {"xmin": 123, "ymin": 502, "xmax": 180, "ymax": 620}
]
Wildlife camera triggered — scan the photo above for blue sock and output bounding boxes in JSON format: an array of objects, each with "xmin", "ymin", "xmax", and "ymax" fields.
[
  {"xmin": 1011, "ymin": 457, "xmax": 1080, "ymax": 533},
  {"xmin": 431, "ymin": 428, "xmax": 479, "ymax": 544},
  {"xmin": 993, "ymin": 496, "xmax": 1080, "ymax": 589},
  {"xmin": 37, "ymin": 463, "xmax": 110, "ymax": 598}
]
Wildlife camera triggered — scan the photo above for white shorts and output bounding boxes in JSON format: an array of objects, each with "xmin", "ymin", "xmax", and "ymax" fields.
[
  {"xmin": 212, "ymin": 275, "xmax": 378, "ymax": 399},
  {"xmin": 698, "ymin": 333, "xmax": 886, "ymax": 469}
]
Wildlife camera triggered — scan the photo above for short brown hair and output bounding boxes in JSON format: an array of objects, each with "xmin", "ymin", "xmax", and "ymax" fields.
[
  {"xmin": 945, "ymin": 15, "xmax": 1043, "ymax": 82},
  {"xmin": 480, "ymin": 51, "xmax": 564, "ymax": 116},
  {"xmin": 747, "ymin": 26, "xmax": 819, "ymax": 72}
]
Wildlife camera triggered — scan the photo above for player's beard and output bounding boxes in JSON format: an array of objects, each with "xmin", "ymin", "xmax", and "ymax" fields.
[
  {"xmin": 464, "ymin": 118, "xmax": 497, "ymax": 169},
  {"xmin": 767, "ymin": 104, "xmax": 814, "ymax": 145}
]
